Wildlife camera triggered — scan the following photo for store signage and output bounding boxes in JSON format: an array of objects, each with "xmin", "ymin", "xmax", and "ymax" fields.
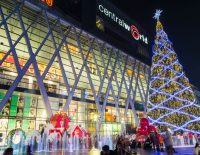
[
  {"xmin": 39, "ymin": 0, "xmax": 54, "ymax": 7},
  {"xmin": 0, "ymin": 53, "xmax": 61, "ymax": 80},
  {"xmin": 98, "ymin": 4, "xmax": 148, "ymax": 44}
]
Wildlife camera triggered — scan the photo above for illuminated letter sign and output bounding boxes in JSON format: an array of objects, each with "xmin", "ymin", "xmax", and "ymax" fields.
[
  {"xmin": 99, "ymin": 5, "xmax": 104, "ymax": 12},
  {"xmin": 131, "ymin": 25, "xmax": 139, "ymax": 40},
  {"xmin": 97, "ymin": 3, "xmax": 148, "ymax": 44},
  {"xmin": 40, "ymin": 0, "xmax": 54, "ymax": 7}
]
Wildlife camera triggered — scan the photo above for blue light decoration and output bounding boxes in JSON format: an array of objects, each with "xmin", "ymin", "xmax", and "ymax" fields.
[{"xmin": 147, "ymin": 10, "xmax": 200, "ymax": 134}]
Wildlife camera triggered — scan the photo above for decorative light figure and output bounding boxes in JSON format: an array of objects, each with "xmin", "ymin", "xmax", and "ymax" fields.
[{"xmin": 153, "ymin": 9, "xmax": 163, "ymax": 21}]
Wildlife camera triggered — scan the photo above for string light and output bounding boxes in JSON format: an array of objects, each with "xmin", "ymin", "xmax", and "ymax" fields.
[{"xmin": 148, "ymin": 10, "xmax": 200, "ymax": 134}]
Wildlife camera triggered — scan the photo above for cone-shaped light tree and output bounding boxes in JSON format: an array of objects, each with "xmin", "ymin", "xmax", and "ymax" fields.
[{"xmin": 148, "ymin": 10, "xmax": 200, "ymax": 134}]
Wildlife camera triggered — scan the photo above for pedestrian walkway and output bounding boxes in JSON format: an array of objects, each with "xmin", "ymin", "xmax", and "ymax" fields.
[
  {"xmin": 33, "ymin": 147, "xmax": 193, "ymax": 155},
  {"xmin": 137, "ymin": 147, "xmax": 193, "ymax": 155}
]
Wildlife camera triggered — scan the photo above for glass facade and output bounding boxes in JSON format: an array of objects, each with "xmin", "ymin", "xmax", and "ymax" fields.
[{"xmin": 0, "ymin": 0, "xmax": 150, "ymax": 146}]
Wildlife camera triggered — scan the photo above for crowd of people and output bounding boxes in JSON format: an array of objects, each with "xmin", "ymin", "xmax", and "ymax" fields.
[
  {"xmin": 100, "ymin": 135, "xmax": 136, "ymax": 155},
  {"xmin": 100, "ymin": 126, "xmax": 200, "ymax": 155}
]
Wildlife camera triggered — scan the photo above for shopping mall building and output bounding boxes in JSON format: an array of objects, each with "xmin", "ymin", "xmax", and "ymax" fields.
[{"xmin": 0, "ymin": 0, "xmax": 150, "ymax": 145}]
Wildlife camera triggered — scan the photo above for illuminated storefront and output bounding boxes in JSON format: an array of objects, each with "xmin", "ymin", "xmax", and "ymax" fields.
[{"xmin": 0, "ymin": 0, "xmax": 150, "ymax": 146}]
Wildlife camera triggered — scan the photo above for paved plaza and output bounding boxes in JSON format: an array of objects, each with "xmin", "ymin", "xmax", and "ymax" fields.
[{"xmin": 32, "ymin": 147, "xmax": 193, "ymax": 155}]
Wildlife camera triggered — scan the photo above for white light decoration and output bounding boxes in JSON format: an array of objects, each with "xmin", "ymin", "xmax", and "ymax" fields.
[
  {"xmin": 153, "ymin": 9, "xmax": 163, "ymax": 21},
  {"xmin": 12, "ymin": 133, "xmax": 21, "ymax": 144}
]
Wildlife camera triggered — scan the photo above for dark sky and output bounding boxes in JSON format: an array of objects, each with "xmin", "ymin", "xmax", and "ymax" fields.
[{"xmin": 108, "ymin": 0, "xmax": 200, "ymax": 88}]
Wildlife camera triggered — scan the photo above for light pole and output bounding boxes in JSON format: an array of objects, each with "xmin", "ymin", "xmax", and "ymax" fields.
[
  {"xmin": 121, "ymin": 118, "xmax": 126, "ymax": 136},
  {"xmin": 94, "ymin": 114, "xmax": 101, "ymax": 149}
]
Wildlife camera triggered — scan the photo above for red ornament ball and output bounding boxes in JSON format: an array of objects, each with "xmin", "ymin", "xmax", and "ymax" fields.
[
  {"xmin": 137, "ymin": 127, "xmax": 149, "ymax": 135},
  {"xmin": 148, "ymin": 125, "xmax": 157, "ymax": 132},
  {"xmin": 140, "ymin": 118, "xmax": 149, "ymax": 128}
]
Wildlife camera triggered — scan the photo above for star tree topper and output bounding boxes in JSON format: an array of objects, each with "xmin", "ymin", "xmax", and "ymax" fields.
[{"xmin": 153, "ymin": 9, "xmax": 163, "ymax": 20}]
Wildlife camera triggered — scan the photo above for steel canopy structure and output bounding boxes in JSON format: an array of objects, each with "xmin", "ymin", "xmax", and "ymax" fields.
[{"xmin": 0, "ymin": 0, "xmax": 150, "ymax": 140}]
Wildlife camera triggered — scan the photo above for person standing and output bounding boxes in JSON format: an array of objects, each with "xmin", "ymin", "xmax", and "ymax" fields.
[
  {"xmin": 194, "ymin": 134, "xmax": 198, "ymax": 144},
  {"xmin": 159, "ymin": 135, "xmax": 164, "ymax": 151},
  {"xmin": 198, "ymin": 135, "xmax": 200, "ymax": 143},
  {"xmin": 183, "ymin": 131, "xmax": 189, "ymax": 145},
  {"xmin": 27, "ymin": 145, "xmax": 33, "ymax": 155},
  {"xmin": 3, "ymin": 147, "xmax": 13, "ymax": 155},
  {"xmin": 113, "ymin": 142, "xmax": 126, "ymax": 155},
  {"xmin": 101, "ymin": 145, "xmax": 114, "ymax": 155},
  {"xmin": 154, "ymin": 132, "xmax": 160, "ymax": 151},
  {"xmin": 163, "ymin": 126, "xmax": 173, "ymax": 155},
  {"xmin": 189, "ymin": 133, "xmax": 194, "ymax": 145}
]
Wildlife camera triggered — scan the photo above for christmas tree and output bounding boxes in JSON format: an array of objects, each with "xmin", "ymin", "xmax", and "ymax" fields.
[{"xmin": 148, "ymin": 10, "xmax": 200, "ymax": 134}]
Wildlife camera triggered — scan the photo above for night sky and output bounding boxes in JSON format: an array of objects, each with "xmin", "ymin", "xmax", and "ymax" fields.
[{"xmin": 108, "ymin": 0, "xmax": 200, "ymax": 89}]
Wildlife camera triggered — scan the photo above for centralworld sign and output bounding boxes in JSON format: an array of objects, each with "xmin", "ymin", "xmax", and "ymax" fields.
[
  {"xmin": 98, "ymin": 3, "xmax": 148, "ymax": 44},
  {"xmin": 38, "ymin": 0, "xmax": 148, "ymax": 44}
]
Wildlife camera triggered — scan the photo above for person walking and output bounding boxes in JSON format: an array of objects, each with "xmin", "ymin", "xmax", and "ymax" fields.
[
  {"xmin": 163, "ymin": 126, "xmax": 173, "ymax": 155},
  {"xmin": 193, "ymin": 143, "xmax": 199, "ymax": 155}
]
